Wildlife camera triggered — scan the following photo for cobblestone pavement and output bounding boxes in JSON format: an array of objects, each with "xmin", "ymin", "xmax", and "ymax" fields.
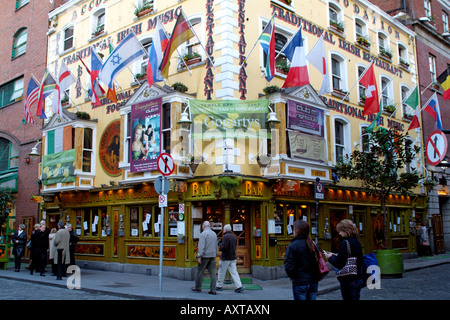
[
  {"xmin": 0, "ymin": 277, "xmax": 132, "ymax": 300},
  {"xmin": 318, "ymin": 264, "xmax": 450, "ymax": 300}
]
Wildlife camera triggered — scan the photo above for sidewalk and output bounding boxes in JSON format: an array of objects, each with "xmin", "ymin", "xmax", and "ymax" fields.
[{"xmin": 0, "ymin": 253, "xmax": 449, "ymax": 300}]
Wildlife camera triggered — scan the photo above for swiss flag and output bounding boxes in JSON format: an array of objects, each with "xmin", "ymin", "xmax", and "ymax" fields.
[{"xmin": 360, "ymin": 64, "xmax": 379, "ymax": 116}]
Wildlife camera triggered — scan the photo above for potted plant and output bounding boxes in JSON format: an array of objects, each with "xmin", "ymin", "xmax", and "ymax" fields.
[
  {"xmin": 423, "ymin": 179, "xmax": 437, "ymax": 192},
  {"xmin": 171, "ymin": 82, "xmax": 188, "ymax": 93},
  {"xmin": 135, "ymin": 73, "xmax": 147, "ymax": 81},
  {"xmin": 275, "ymin": 59, "xmax": 290, "ymax": 75},
  {"xmin": 399, "ymin": 58, "xmax": 410, "ymax": 68},
  {"xmin": 431, "ymin": 81, "xmax": 440, "ymax": 90},
  {"xmin": 134, "ymin": 1, "xmax": 153, "ymax": 18},
  {"xmin": 403, "ymin": 112, "xmax": 413, "ymax": 120},
  {"xmin": 76, "ymin": 111, "xmax": 91, "ymax": 120},
  {"xmin": 383, "ymin": 105, "xmax": 396, "ymax": 114},
  {"xmin": 330, "ymin": 19, "xmax": 345, "ymax": 33},
  {"xmin": 356, "ymin": 36, "xmax": 370, "ymax": 48},
  {"xmin": 181, "ymin": 52, "xmax": 201, "ymax": 66},
  {"xmin": 92, "ymin": 24, "xmax": 105, "ymax": 37},
  {"xmin": 380, "ymin": 49, "xmax": 392, "ymax": 60},
  {"xmin": 262, "ymin": 85, "xmax": 281, "ymax": 96}
]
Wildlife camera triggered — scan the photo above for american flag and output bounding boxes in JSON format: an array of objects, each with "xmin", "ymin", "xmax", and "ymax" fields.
[{"xmin": 24, "ymin": 77, "xmax": 39, "ymax": 124}]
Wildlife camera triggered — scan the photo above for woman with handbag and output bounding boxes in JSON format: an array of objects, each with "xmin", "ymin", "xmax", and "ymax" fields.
[
  {"xmin": 284, "ymin": 220, "xmax": 319, "ymax": 300},
  {"xmin": 324, "ymin": 219, "xmax": 363, "ymax": 300}
]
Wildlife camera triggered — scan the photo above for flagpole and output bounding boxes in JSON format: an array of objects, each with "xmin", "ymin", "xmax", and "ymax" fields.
[
  {"xmin": 340, "ymin": 60, "xmax": 374, "ymax": 103},
  {"xmin": 181, "ymin": 9, "xmax": 215, "ymax": 69},
  {"xmin": 157, "ymin": 16, "xmax": 193, "ymax": 76},
  {"xmin": 76, "ymin": 55, "xmax": 100, "ymax": 95},
  {"xmin": 420, "ymin": 80, "xmax": 437, "ymax": 95},
  {"xmin": 240, "ymin": 13, "xmax": 276, "ymax": 69}
]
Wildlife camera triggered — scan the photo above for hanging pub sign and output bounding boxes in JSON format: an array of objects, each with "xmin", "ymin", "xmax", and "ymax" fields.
[
  {"xmin": 189, "ymin": 99, "xmax": 270, "ymax": 140},
  {"xmin": 287, "ymin": 100, "xmax": 324, "ymax": 137},
  {"xmin": 130, "ymin": 98, "xmax": 162, "ymax": 173},
  {"xmin": 41, "ymin": 149, "xmax": 76, "ymax": 185}
]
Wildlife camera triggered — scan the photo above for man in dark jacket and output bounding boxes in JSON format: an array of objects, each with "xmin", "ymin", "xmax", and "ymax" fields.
[
  {"xmin": 12, "ymin": 224, "xmax": 27, "ymax": 272},
  {"xmin": 37, "ymin": 223, "xmax": 50, "ymax": 276},
  {"xmin": 67, "ymin": 223, "xmax": 79, "ymax": 266},
  {"xmin": 284, "ymin": 220, "xmax": 319, "ymax": 300},
  {"xmin": 216, "ymin": 224, "xmax": 243, "ymax": 293}
]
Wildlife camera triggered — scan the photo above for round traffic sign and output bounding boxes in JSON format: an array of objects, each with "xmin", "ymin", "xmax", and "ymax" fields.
[
  {"xmin": 426, "ymin": 130, "xmax": 448, "ymax": 166},
  {"xmin": 316, "ymin": 182, "xmax": 323, "ymax": 193},
  {"xmin": 157, "ymin": 153, "xmax": 175, "ymax": 176}
]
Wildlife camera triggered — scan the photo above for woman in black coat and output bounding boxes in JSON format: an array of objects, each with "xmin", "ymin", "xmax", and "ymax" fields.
[
  {"xmin": 324, "ymin": 219, "xmax": 363, "ymax": 300},
  {"xmin": 12, "ymin": 224, "xmax": 27, "ymax": 272},
  {"xmin": 29, "ymin": 224, "xmax": 41, "ymax": 275}
]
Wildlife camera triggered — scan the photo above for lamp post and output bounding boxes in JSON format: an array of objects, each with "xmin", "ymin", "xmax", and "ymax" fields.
[{"xmin": 29, "ymin": 140, "xmax": 42, "ymax": 157}]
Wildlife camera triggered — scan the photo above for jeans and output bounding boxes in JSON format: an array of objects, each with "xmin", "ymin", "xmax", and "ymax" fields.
[
  {"xmin": 194, "ymin": 257, "xmax": 217, "ymax": 291},
  {"xmin": 292, "ymin": 283, "xmax": 318, "ymax": 300},
  {"xmin": 339, "ymin": 278, "xmax": 363, "ymax": 300}
]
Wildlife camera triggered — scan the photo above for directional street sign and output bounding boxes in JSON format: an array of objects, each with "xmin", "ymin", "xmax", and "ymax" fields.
[
  {"xmin": 154, "ymin": 176, "xmax": 170, "ymax": 195},
  {"xmin": 426, "ymin": 130, "xmax": 448, "ymax": 166},
  {"xmin": 157, "ymin": 153, "xmax": 175, "ymax": 176}
]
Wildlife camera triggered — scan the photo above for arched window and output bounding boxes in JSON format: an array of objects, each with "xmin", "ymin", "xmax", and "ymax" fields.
[
  {"xmin": 92, "ymin": 8, "xmax": 106, "ymax": 37},
  {"xmin": 398, "ymin": 43, "xmax": 408, "ymax": 66},
  {"xmin": 333, "ymin": 117, "xmax": 350, "ymax": 163},
  {"xmin": 378, "ymin": 31, "xmax": 391, "ymax": 59},
  {"xmin": 358, "ymin": 65, "xmax": 367, "ymax": 103},
  {"xmin": 381, "ymin": 76, "xmax": 394, "ymax": 109},
  {"xmin": 330, "ymin": 53, "xmax": 347, "ymax": 92},
  {"xmin": 12, "ymin": 28, "xmax": 27, "ymax": 59},
  {"xmin": 329, "ymin": 2, "xmax": 344, "ymax": 33}
]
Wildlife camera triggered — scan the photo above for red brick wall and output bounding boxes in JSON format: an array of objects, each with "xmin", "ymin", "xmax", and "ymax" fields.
[{"xmin": 0, "ymin": 0, "xmax": 66, "ymax": 229}]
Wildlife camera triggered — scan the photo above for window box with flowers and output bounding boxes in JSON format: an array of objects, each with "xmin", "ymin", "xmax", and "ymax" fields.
[
  {"xmin": 379, "ymin": 49, "xmax": 392, "ymax": 61},
  {"xmin": 92, "ymin": 25, "xmax": 105, "ymax": 38},
  {"xmin": 431, "ymin": 82, "xmax": 440, "ymax": 91},
  {"xmin": 403, "ymin": 112, "xmax": 413, "ymax": 121},
  {"xmin": 276, "ymin": 59, "xmax": 290, "ymax": 75},
  {"xmin": 383, "ymin": 105, "xmax": 396, "ymax": 114},
  {"xmin": 356, "ymin": 36, "xmax": 370, "ymax": 49},
  {"xmin": 330, "ymin": 19, "xmax": 345, "ymax": 35},
  {"xmin": 399, "ymin": 58, "xmax": 410, "ymax": 70},
  {"xmin": 332, "ymin": 88, "xmax": 348, "ymax": 100},
  {"xmin": 180, "ymin": 52, "xmax": 202, "ymax": 67},
  {"xmin": 134, "ymin": 2, "xmax": 153, "ymax": 18},
  {"xmin": 135, "ymin": 73, "xmax": 147, "ymax": 81}
]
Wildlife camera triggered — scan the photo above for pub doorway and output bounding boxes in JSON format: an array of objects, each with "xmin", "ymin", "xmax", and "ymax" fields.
[
  {"xmin": 202, "ymin": 201, "xmax": 251, "ymax": 273},
  {"xmin": 329, "ymin": 207, "xmax": 347, "ymax": 253}
]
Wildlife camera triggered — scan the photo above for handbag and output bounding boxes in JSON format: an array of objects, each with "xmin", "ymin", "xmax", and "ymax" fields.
[
  {"xmin": 336, "ymin": 240, "xmax": 358, "ymax": 278},
  {"xmin": 314, "ymin": 243, "xmax": 330, "ymax": 281}
]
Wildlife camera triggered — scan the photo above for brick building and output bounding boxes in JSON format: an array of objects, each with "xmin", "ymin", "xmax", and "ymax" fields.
[
  {"xmin": 370, "ymin": 0, "xmax": 450, "ymax": 253},
  {"xmin": 0, "ymin": 0, "xmax": 66, "ymax": 239}
]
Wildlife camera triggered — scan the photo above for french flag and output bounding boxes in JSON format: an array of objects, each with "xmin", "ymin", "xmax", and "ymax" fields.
[
  {"xmin": 424, "ymin": 92, "xmax": 443, "ymax": 130},
  {"xmin": 147, "ymin": 19, "xmax": 168, "ymax": 87},
  {"xmin": 282, "ymin": 27, "xmax": 310, "ymax": 88}
]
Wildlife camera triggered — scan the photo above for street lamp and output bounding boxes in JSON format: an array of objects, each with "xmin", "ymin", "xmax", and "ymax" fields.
[
  {"xmin": 29, "ymin": 141, "xmax": 42, "ymax": 157},
  {"xmin": 177, "ymin": 103, "xmax": 192, "ymax": 130}
]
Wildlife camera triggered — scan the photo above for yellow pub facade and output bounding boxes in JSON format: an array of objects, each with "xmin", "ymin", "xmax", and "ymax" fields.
[{"xmin": 39, "ymin": 0, "xmax": 427, "ymax": 279}]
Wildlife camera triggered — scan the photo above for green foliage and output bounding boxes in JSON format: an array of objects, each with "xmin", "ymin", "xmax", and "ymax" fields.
[
  {"xmin": 217, "ymin": 177, "xmax": 240, "ymax": 190},
  {"xmin": 171, "ymin": 82, "xmax": 188, "ymax": 93},
  {"xmin": 0, "ymin": 188, "xmax": 16, "ymax": 227}
]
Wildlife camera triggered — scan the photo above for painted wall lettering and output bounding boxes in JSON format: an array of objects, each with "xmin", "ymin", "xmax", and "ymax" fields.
[
  {"xmin": 204, "ymin": 0, "xmax": 214, "ymax": 100},
  {"xmin": 238, "ymin": 0, "xmax": 247, "ymax": 100}
]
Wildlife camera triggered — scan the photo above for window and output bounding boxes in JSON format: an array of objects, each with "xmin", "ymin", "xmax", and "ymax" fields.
[
  {"xmin": 126, "ymin": 113, "xmax": 131, "ymax": 163},
  {"xmin": 63, "ymin": 26, "xmax": 74, "ymax": 52},
  {"xmin": 405, "ymin": 138, "xmax": 414, "ymax": 173},
  {"xmin": 358, "ymin": 66, "xmax": 366, "ymax": 102},
  {"xmin": 0, "ymin": 77, "xmax": 24, "ymax": 108},
  {"xmin": 360, "ymin": 126, "xmax": 370, "ymax": 153},
  {"xmin": 443, "ymin": 12, "xmax": 449, "ymax": 33},
  {"xmin": 82, "ymin": 128, "xmax": 93, "ymax": 172},
  {"xmin": 334, "ymin": 117, "xmax": 349, "ymax": 163},
  {"xmin": 184, "ymin": 18, "xmax": 202, "ymax": 58},
  {"xmin": 261, "ymin": 24, "xmax": 290, "ymax": 75},
  {"xmin": 82, "ymin": 208, "xmax": 106, "ymax": 237},
  {"xmin": 0, "ymin": 138, "xmax": 18, "ymax": 172},
  {"xmin": 398, "ymin": 43, "xmax": 408, "ymax": 67},
  {"xmin": 274, "ymin": 203, "xmax": 310, "ymax": 236},
  {"xmin": 354, "ymin": 18, "xmax": 368, "ymax": 43},
  {"xmin": 138, "ymin": 37, "xmax": 152, "ymax": 76},
  {"xmin": 429, "ymin": 54, "xmax": 437, "ymax": 82},
  {"xmin": 12, "ymin": 28, "xmax": 27, "ymax": 59},
  {"xmin": 161, "ymin": 103, "xmax": 171, "ymax": 153},
  {"xmin": 331, "ymin": 53, "xmax": 346, "ymax": 92},
  {"xmin": 424, "ymin": 0, "xmax": 431, "ymax": 18},
  {"xmin": 381, "ymin": 76, "xmax": 393, "ymax": 108},
  {"xmin": 92, "ymin": 9, "xmax": 105, "ymax": 37},
  {"xmin": 401, "ymin": 86, "xmax": 413, "ymax": 117},
  {"xmin": 378, "ymin": 32, "xmax": 390, "ymax": 58}
]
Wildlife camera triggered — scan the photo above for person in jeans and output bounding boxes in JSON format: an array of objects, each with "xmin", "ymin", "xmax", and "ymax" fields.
[
  {"xmin": 216, "ymin": 224, "xmax": 243, "ymax": 293},
  {"xmin": 284, "ymin": 220, "xmax": 319, "ymax": 300},
  {"xmin": 325, "ymin": 219, "xmax": 363, "ymax": 300},
  {"xmin": 191, "ymin": 221, "xmax": 218, "ymax": 295}
]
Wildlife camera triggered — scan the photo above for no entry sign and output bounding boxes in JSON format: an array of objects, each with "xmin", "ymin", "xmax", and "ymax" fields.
[
  {"xmin": 157, "ymin": 153, "xmax": 175, "ymax": 176},
  {"xmin": 426, "ymin": 130, "xmax": 448, "ymax": 166}
]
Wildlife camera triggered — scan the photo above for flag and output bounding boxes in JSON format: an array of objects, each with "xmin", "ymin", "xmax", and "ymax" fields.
[
  {"xmin": 147, "ymin": 19, "xmax": 169, "ymax": 87},
  {"xmin": 306, "ymin": 35, "xmax": 331, "ymax": 95},
  {"xmin": 24, "ymin": 77, "xmax": 39, "ymax": 124},
  {"xmin": 90, "ymin": 48, "xmax": 104, "ymax": 106},
  {"xmin": 259, "ymin": 15, "xmax": 276, "ymax": 82},
  {"xmin": 366, "ymin": 101, "xmax": 383, "ymax": 133},
  {"xmin": 53, "ymin": 63, "xmax": 76, "ymax": 115},
  {"xmin": 36, "ymin": 69, "xmax": 57, "ymax": 119},
  {"xmin": 360, "ymin": 64, "xmax": 379, "ymax": 116},
  {"xmin": 282, "ymin": 27, "xmax": 310, "ymax": 88},
  {"xmin": 99, "ymin": 32, "xmax": 146, "ymax": 89},
  {"xmin": 424, "ymin": 92, "xmax": 443, "ymax": 130},
  {"xmin": 106, "ymin": 43, "xmax": 118, "ymax": 103},
  {"xmin": 405, "ymin": 86, "xmax": 420, "ymax": 131},
  {"xmin": 79, "ymin": 53, "xmax": 105, "ymax": 104},
  {"xmin": 437, "ymin": 66, "xmax": 450, "ymax": 100},
  {"xmin": 160, "ymin": 12, "xmax": 195, "ymax": 79}
]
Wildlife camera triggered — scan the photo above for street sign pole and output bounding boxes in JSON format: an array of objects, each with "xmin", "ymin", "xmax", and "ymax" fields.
[
  {"xmin": 314, "ymin": 177, "xmax": 322, "ymax": 245},
  {"xmin": 159, "ymin": 177, "xmax": 164, "ymax": 292}
]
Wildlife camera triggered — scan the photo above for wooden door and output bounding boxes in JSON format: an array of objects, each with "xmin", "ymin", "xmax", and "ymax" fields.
[
  {"xmin": 432, "ymin": 214, "xmax": 445, "ymax": 254},
  {"xmin": 230, "ymin": 204, "xmax": 251, "ymax": 273}
]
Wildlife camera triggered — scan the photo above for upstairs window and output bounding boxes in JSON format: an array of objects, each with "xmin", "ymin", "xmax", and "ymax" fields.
[
  {"xmin": 92, "ymin": 9, "xmax": 105, "ymax": 37},
  {"xmin": 424, "ymin": 0, "xmax": 431, "ymax": 18},
  {"xmin": 82, "ymin": 128, "xmax": 93, "ymax": 172},
  {"xmin": 0, "ymin": 77, "xmax": 24, "ymax": 108},
  {"xmin": 0, "ymin": 138, "xmax": 19, "ymax": 172},
  {"xmin": 429, "ymin": 54, "xmax": 437, "ymax": 82},
  {"xmin": 12, "ymin": 28, "xmax": 27, "ymax": 59},
  {"xmin": 443, "ymin": 12, "xmax": 449, "ymax": 33},
  {"xmin": 15, "ymin": 0, "xmax": 29, "ymax": 10},
  {"xmin": 381, "ymin": 76, "xmax": 394, "ymax": 109},
  {"xmin": 334, "ymin": 117, "xmax": 350, "ymax": 163},
  {"xmin": 63, "ymin": 26, "xmax": 74, "ymax": 52}
]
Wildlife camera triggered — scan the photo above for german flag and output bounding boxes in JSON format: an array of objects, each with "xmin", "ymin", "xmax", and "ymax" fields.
[{"xmin": 437, "ymin": 66, "xmax": 450, "ymax": 100}]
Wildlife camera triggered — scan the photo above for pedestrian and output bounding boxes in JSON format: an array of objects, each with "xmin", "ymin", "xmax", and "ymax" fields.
[
  {"xmin": 324, "ymin": 219, "xmax": 363, "ymax": 301},
  {"xmin": 36, "ymin": 223, "xmax": 50, "ymax": 276},
  {"xmin": 216, "ymin": 224, "xmax": 244, "ymax": 293},
  {"xmin": 284, "ymin": 220, "xmax": 319, "ymax": 300},
  {"xmin": 419, "ymin": 222, "xmax": 433, "ymax": 256},
  {"xmin": 12, "ymin": 224, "xmax": 27, "ymax": 272},
  {"xmin": 53, "ymin": 221, "xmax": 70, "ymax": 280},
  {"xmin": 29, "ymin": 224, "xmax": 41, "ymax": 275},
  {"xmin": 191, "ymin": 221, "xmax": 218, "ymax": 295},
  {"xmin": 66, "ymin": 223, "xmax": 79, "ymax": 266},
  {"xmin": 48, "ymin": 228, "xmax": 57, "ymax": 276}
]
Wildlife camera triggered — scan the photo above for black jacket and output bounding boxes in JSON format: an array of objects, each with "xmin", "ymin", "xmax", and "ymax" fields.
[
  {"xmin": 328, "ymin": 237, "xmax": 363, "ymax": 281},
  {"xmin": 284, "ymin": 236, "xmax": 318, "ymax": 285},
  {"xmin": 12, "ymin": 231, "xmax": 27, "ymax": 257},
  {"xmin": 220, "ymin": 231, "xmax": 237, "ymax": 260}
]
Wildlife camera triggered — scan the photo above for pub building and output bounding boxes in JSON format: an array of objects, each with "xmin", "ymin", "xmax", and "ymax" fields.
[{"xmin": 38, "ymin": 0, "xmax": 426, "ymax": 280}]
